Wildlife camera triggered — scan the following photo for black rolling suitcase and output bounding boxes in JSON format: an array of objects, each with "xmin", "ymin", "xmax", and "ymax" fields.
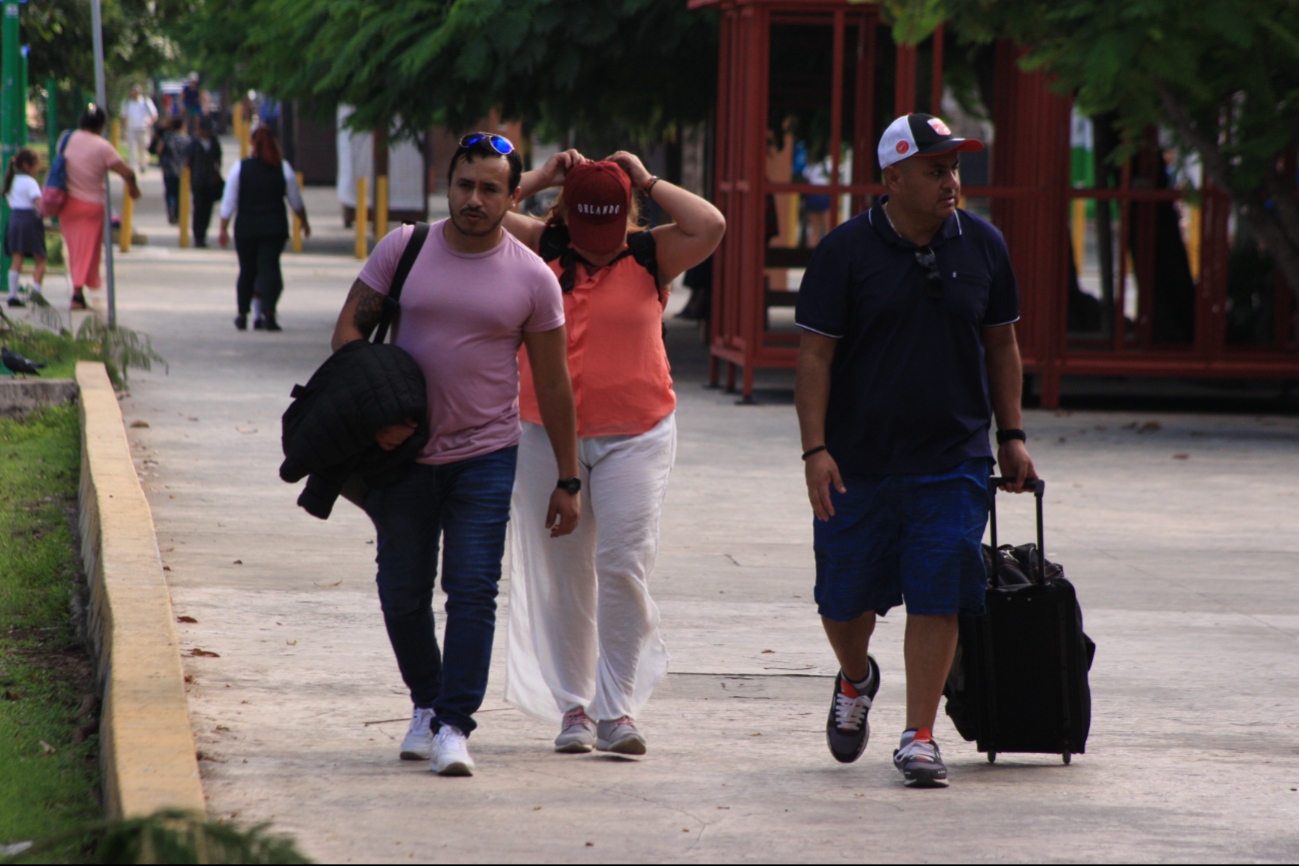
[{"xmin": 943, "ymin": 476, "xmax": 1096, "ymax": 764}]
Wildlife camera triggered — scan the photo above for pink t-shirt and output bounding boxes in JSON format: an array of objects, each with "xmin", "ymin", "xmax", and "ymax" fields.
[
  {"xmin": 358, "ymin": 220, "xmax": 565, "ymax": 464},
  {"xmin": 63, "ymin": 130, "xmax": 125, "ymax": 204}
]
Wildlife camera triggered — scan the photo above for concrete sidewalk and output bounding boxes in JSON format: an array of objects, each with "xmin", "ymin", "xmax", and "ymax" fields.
[{"xmin": 98, "ymin": 167, "xmax": 1298, "ymax": 862}]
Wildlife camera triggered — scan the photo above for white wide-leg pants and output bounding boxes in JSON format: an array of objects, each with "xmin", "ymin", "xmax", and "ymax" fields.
[{"xmin": 505, "ymin": 414, "xmax": 675, "ymax": 723}]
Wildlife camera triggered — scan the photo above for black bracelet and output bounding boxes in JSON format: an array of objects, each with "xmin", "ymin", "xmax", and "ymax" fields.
[
  {"xmin": 801, "ymin": 445, "xmax": 827, "ymax": 461},
  {"xmin": 644, "ymin": 176, "xmax": 659, "ymax": 198},
  {"xmin": 995, "ymin": 428, "xmax": 1027, "ymax": 445}
]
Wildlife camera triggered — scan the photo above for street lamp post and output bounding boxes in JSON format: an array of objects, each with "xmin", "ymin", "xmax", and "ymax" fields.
[
  {"xmin": 0, "ymin": 0, "xmax": 22, "ymax": 280},
  {"xmin": 90, "ymin": 0, "xmax": 116, "ymax": 328}
]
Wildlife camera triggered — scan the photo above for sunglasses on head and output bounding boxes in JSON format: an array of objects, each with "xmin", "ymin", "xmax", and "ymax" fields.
[
  {"xmin": 915, "ymin": 246, "xmax": 943, "ymax": 301},
  {"xmin": 459, "ymin": 133, "xmax": 515, "ymax": 155}
]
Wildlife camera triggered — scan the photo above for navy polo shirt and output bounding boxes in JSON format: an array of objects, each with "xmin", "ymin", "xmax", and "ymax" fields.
[{"xmin": 795, "ymin": 196, "xmax": 1019, "ymax": 477}]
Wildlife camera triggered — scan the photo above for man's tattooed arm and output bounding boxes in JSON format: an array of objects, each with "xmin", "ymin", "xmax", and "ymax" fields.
[
  {"xmin": 350, "ymin": 280, "xmax": 386, "ymax": 334},
  {"xmin": 331, "ymin": 279, "xmax": 387, "ymax": 351}
]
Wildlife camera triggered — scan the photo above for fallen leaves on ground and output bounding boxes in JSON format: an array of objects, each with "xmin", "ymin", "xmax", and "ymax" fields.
[
  {"xmin": 286, "ymin": 640, "xmax": 297, "ymax": 646},
  {"xmin": 232, "ymin": 559, "xmax": 243, "ymax": 565},
  {"xmin": 314, "ymin": 580, "xmax": 342, "ymax": 587},
  {"xmin": 190, "ymin": 648, "xmax": 220, "ymax": 658},
  {"xmin": 235, "ymin": 426, "xmax": 258, "ymax": 434},
  {"xmin": 177, "ymin": 616, "xmax": 198, "ymax": 623},
  {"xmin": 39, "ymin": 740, "xmax": 55, "ymax": 753},
  {"xmin": 3, "ymin": 689, "xmax": 20, "ymax": 700},
  {"xmin": 130, "ymin": 420, "xmax": 150, "ymax": 428},
  {"xmin": 1173, "ymin": 453, "xmax": 1189, "ymax": 460}
]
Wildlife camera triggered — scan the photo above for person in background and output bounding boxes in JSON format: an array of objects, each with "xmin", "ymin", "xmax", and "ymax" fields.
[
  {"xmin": 60, "ymin": 105, "xmax": 141, "ymax": 311},
  {"xmin": 218, "ymin": 126, "xmax": 311, "ymax": 331},
  {"xmin": 188, "ymin": 117, "xmax": 223, "ymax": 248},
  {"xmin": 3, "ymin": 148, "xmax": 46, "ymax": 308},
  {"xmin": 158, "ymin": 117, "xmax": 190, "ymax": 226},
  {"xmin": 182, "ymin": 73, "xmax": 202, "ymax": 133},
  {"xmin": 120, "ymin": 84, "xmax": 158, "ymax": 176},
  {"xmin": 500, "ymin": 151, "xmax": 725, "ymax": 756}
]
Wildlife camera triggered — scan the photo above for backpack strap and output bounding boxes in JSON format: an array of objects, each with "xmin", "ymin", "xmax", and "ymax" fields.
[
  {"xmin": 372, "ymin": 222, "xmax": 431, "ymax": 345},
  {"xmin": 538, "ymin": 223, "xmax": 569, "ymax": 264},
  {"xmin": 57, "ymin": 130, "xmax": 71, "ymax": 155}
]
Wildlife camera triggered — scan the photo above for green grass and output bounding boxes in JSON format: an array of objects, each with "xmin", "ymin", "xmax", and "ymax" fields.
[{"xmin": 0, "ymin": 405, "xmax": 101, "ymax": 862}]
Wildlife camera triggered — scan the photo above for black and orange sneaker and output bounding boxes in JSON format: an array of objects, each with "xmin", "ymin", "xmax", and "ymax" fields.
[
  {"xmin": 825, "ymin": 655, "xmax": 880, "ymax": 763},
  {"xmin": 892, "ymin": 728, "xmax": 949, "ymax": 788}
]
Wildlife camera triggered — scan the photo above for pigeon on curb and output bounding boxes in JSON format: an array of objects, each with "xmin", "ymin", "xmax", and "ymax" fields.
[{"xmin": 1, "ymin": 346, "xmax": 45, "ymax": 376}]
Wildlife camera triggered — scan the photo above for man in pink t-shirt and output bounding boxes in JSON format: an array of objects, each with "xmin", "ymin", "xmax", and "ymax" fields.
[{"xmin": 331, "ymin": 133, "xmax": 579, "ymax": 777}]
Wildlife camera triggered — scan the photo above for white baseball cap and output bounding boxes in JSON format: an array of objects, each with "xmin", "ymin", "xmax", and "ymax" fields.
[{"xmin": 878, "ymin": 113, "xmax": 983, "ymax": 170}]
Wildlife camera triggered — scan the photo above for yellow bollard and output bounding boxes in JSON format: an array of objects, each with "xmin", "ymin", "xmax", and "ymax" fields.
[
  {"xmin": 110, "ymin": 119, "xmax": 120, "ymax": 150},
  {"xmin": 292, "ymin": 171, "xmax": 304, "ymax": 253},
  {"xmin": 1188, "ymin": 205, "xmax": 1202, "ymax": 281},
  {"xmin": 179, "ymin": 167, "xmax": 191, "ymax": 249},
  {"xmin": 376, "ymin": 175, "xmax": 389, "ymax": 239},
  {"xmin": 1071, "ymin": 198, "xmax": 1086, "ymax": 274},
  {"xmin": 120, "ymin": 188, "xmax": 133, "ymax": 253},
  {"xmin": 239, "ymin": 104, "xmax": 250, "ymax": 160},
  {"xmin": 355, "ymin": 176, "xmax": 368, "ymax": 260}
]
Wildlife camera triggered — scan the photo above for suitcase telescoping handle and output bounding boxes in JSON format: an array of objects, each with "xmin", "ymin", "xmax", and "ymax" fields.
[{"xmin": 987, "ymin": 476, "xmax": 1046, "ymax": 582}]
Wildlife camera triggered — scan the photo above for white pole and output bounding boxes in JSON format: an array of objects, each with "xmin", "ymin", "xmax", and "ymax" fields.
[{"xmin": 91, "ymin": 0, "xmax": 116, "ymax": 329}]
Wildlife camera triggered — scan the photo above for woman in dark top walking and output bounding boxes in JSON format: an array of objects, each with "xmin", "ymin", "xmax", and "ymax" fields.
[
  {"xmin": 217, "ymin": 126, "xmax": 310, "ymax": 331},
  {"xmin": 189, "ymin": 116, "xmax": 223, "ymax": 247}
]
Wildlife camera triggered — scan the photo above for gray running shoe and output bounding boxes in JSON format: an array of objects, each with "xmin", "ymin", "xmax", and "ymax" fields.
[
  {"xmin": 595, "ymin": 716, "xmax": 647, "ymax": 755},
  {"xmin": 555, "ymin": 707, "xmax": 596, "ymax": 753},
  {"xmin": 892, "ymin": 732, "xmax": 949, "ymax": 788},
  {"xmin": 826, "ymin": 655, "xmax": 880, "ymax": 764}
]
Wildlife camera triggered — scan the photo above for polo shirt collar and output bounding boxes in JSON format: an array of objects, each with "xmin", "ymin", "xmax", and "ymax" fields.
[{"xmin": 867, "ymin": 195, "xmax": 962, "ymax": 249}]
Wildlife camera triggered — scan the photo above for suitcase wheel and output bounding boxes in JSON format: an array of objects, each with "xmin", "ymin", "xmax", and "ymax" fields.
[
  {"xmin": 987, "ymin": 751, "xmax": 997, "ymax": 764},
  {"xmin": 1062, "ymin": 752, "xmax": 1071, "ymax": 765}
]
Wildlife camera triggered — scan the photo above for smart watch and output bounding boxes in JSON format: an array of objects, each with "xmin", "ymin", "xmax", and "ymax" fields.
[
  {"xmin": 995, "ymin": 428, "xmax": 1027, "ymax": 445},
  {"xmin": 557, "ymin": 477, "xmax": 582, "ymax": 495}
]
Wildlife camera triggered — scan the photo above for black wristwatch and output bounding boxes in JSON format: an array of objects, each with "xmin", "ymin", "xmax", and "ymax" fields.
[
  {"xmin": 557, "ymin": 477, "xmax": 582, "ymax": 495},
  {"xmin": 995, "ymin": 428, "xmax": 1027, "ymax": 445}
]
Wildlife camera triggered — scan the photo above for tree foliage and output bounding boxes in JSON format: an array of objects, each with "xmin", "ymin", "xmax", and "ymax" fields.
[
  {"xmin": 885, "ymin": 0, "xmax": 1299, "ymax": 294},
  {"xmin": 23, "ymin": 0, "xmax": 188, "ymax": 103},
  {"xmin": 171, "ymin": 0, "xmax": 718, "ymax": 144}
]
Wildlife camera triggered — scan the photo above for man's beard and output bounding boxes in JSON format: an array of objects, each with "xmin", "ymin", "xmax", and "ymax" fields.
[{"xmin": 450, "ymin": 207, "xmax": 507, "ymax": 238}]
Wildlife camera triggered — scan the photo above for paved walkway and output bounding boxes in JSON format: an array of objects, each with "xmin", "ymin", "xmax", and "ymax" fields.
[{"xmin": 79, "ymin": 165, "xmax": 1299, "ymax": 862}]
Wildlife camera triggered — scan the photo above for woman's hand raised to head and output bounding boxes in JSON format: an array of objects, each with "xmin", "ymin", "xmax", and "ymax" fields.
[
  {"xmin": 606, "ymin": 151, "xmax": 652, "ymax": 190},
  {"xmin": 541, "ymin": 149, "xmax": 586, "ymax": 188}
]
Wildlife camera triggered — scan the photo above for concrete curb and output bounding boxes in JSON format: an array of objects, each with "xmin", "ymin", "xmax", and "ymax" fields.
[
  {"xmin": 75, "ymin": 361, "xmax": 206, "ymax": 818},
  {"xmin": 0, "ymin": 379, "xmax": 78, "ymax": 418}
]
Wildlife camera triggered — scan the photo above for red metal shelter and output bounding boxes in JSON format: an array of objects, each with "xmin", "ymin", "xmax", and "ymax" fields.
[{"xmin": 691, "ymin": 0, "xmax": 1299, "ymax": 405}]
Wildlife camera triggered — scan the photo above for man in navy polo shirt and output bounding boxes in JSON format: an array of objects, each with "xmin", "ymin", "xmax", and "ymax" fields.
[{"xmin": 793, "ymin": 113, "xmax": 1037, "ymax": 789}]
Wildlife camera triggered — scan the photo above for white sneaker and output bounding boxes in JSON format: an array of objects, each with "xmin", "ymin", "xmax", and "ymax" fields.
[
  {"xmin": 399, "ymin": 706, "xmax": 436, "ymax": 761},
  {"xmin": 555, "ymin": 707, "xmax": 596, "ymax": 753},
  {"xmin": 429, "ymin": 725, "xmax": 475, "ymax": 776}
]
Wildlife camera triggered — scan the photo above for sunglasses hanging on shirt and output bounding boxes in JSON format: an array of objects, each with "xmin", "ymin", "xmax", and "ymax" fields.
[{"xmin": 915, "ymin": 247, "xmax": 943, "ymax": 301}]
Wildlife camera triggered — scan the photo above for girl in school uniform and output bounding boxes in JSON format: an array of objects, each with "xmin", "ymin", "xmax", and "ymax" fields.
[{"xmin": 3, "ymin": 148, "xmax": 46, "ymax": 308}]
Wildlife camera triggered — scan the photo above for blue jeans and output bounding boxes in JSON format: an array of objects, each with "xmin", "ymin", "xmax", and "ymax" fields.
[{"xmin": 364, "ymin": 446, "xmax": 517, "ymax": 736}]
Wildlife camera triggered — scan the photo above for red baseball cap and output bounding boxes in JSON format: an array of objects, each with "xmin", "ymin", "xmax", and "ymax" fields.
[{"xmin": 563, "ymin": 161, "xmax": 632, "ymax": 254}]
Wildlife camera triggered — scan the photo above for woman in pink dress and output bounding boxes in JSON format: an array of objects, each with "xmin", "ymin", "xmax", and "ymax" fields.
[{"xmin": 60, "ymin": 105, "xmax": 141, "ymax": 310}]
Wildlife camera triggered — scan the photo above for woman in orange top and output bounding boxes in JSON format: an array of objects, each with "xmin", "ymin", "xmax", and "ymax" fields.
[{"xmin": 502, "ymin": 151, "xmax": 724, "ymax": 755}]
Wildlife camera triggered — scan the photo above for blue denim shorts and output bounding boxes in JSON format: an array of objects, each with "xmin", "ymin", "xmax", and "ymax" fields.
[{"xmin": 813, "ymin": 458, "xmax": 992, "ymax": 620}]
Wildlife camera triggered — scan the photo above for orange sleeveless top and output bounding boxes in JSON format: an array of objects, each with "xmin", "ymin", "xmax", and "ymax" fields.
[{"xmin": 518, "ymin": 226, "xmax": 676, "ymax": 437}]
